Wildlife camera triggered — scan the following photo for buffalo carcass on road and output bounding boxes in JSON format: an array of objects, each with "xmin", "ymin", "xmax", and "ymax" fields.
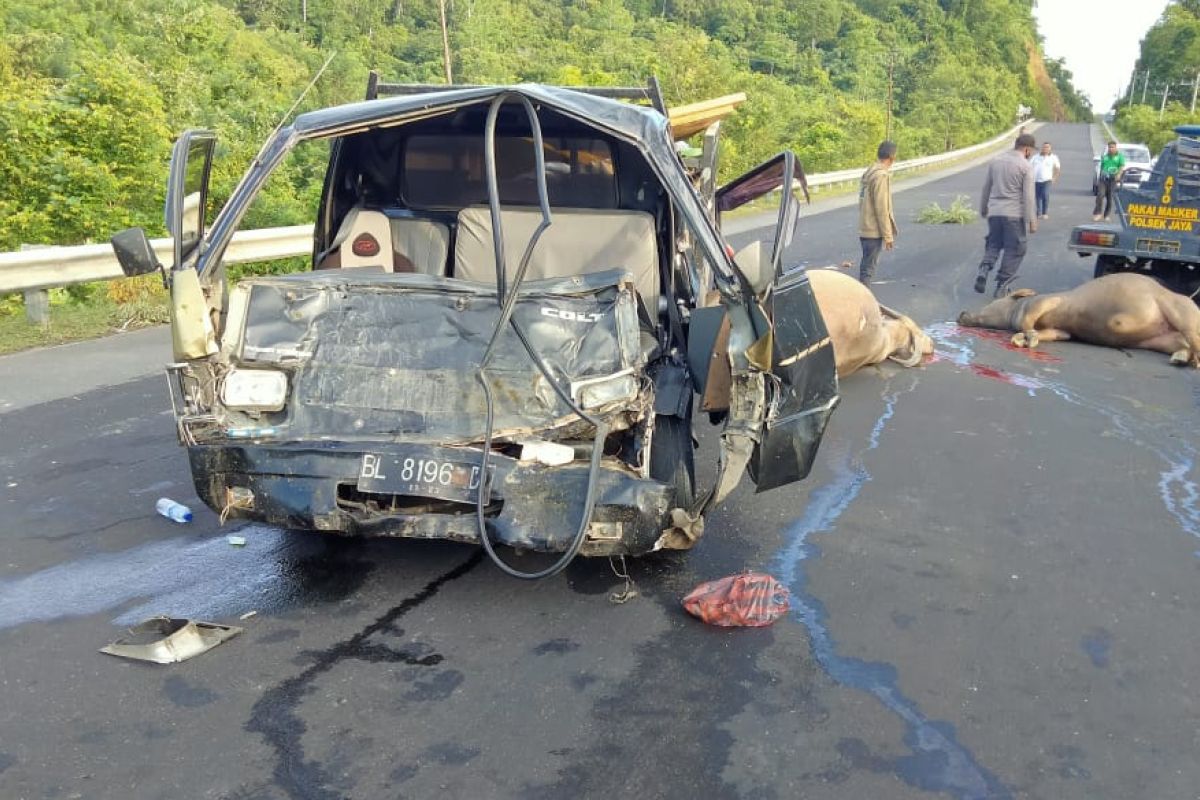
[
  {"xmin": 957, "ymin": 273, "xmax": 1200, "ymax": 366},
  {"xmin": 807, "ymin": 268, "xmax": 933, "ymax": 377}
]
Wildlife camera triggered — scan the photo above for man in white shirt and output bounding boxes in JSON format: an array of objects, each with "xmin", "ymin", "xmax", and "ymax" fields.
[{"xmin": 1030, "ymin": 142, "xmax": 1061, "ymax": 219}]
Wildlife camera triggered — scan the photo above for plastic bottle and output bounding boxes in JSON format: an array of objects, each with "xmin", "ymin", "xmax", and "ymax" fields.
[{"xmin": 155, "ymin": 497, "xmax": 193, "ymax": 524}]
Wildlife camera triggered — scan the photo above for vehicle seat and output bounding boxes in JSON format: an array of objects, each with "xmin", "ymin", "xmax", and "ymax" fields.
[
  {"xmin": 453, "ymin": 206, "xmax": 659, "ymax": 300},
  {"xmin": 320, "ymin": 208, "xmax": 449, "ymax": 274}
]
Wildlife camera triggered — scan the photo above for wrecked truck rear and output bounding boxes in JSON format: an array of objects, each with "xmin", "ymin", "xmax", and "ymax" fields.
[
  {"xmin": 112, "ymin": 82, "xmax": 839, "ymax": 575},
  {"xmin": 189, "ymin": 269, "xmax": 673, "ymax": 554}
]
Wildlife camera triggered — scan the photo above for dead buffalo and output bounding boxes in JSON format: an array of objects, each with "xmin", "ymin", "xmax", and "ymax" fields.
[
  {"xmin": 957, "ymin": 273, "xmax": 1200, "ymax": 366},
  {"xmin": 808, "ymin": 268, "xmax": 933, "ymax": 377}
]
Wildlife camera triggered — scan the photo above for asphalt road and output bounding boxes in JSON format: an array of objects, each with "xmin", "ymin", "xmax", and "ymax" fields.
[{"xmin": 2, "ymin": 122, "xmax": 1199, "ymax": 800}]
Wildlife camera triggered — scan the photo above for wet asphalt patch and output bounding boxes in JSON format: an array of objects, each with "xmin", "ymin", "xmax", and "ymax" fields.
[{"xmin": 244, "ymin": 550, "xmax": 484, "ymax": 800}]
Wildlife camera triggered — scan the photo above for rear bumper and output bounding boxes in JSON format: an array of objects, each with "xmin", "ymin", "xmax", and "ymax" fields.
[{"xmin": 188, "ymin": 441, "xmax": 674, "ymax": 556}]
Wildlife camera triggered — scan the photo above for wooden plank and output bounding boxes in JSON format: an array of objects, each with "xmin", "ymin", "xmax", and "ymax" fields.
[{"xmin": 667, "ymin": 93, "xmax": 747, "ymax": 140}]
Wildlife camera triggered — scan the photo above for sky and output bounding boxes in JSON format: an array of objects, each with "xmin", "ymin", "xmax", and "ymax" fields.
[{"xmin": 1034, "ymin": 0, "xmax": 1172, "ymax": 111}]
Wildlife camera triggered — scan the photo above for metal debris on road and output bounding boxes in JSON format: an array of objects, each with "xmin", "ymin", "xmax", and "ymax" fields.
[
  {"xmin": 682, "ymin": 572, "xmax": 790, "ymax": 627},
  {"xmin": 226, "ymin": 535, "xmax": 247, "ymax": 547},
  {"xmin": 99, "ymin": 616, "xmax": 242, "ymax": 664},
  {"xmin": 239, "ymin": 610, "xmax": 258, "ymax": 620}
]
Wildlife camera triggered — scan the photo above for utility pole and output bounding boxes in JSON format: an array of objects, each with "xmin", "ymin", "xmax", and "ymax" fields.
[
  {"xmin": 1192, "ymin": 70, "xmax": 1200, "ymax": 114},
  {"xmin": 1160, "ymin": 83, "xmax": 1170, "ymax": 119},
  {"xmin": 886, "ymin": 49, "xmax": 896, "ymax": 141},
  {"xmin": 438, "ymin": 0, "xmax": 453, "ymax": 84},
  {"xmin": 1142, "ymin": 70, "xmax": 1151, "ymax": 104}
]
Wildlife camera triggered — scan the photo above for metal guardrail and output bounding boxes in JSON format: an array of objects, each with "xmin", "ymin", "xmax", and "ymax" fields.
[
  {"xmin": 1, "ymin": 119, "xmax": 1033, "ymax": 321},
  {"xmin": 0, "ymin": 225, "xmax": 314, "ymax": 294},
  {"xmin": 805, "ymin": 119, "xmax": 1035, "ymax": 190}
]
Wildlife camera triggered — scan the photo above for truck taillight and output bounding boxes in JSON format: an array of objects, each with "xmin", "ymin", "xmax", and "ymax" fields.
[{"xmin": 1078, "ymin": 231, "xmax": 1117, "ymax": 247}]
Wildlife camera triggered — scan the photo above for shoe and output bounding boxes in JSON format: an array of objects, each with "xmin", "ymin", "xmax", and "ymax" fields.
[
  {"xmin": 1092, "ymin": 214, "xmax": 1102, "ymax": 221},
  {"xmin": 1042, "ymin": 214, "xmax": 1049, "ymax": 219},
  {"xmin": 1103, "ymin": 216, "xmax": 1111, "ymax": 222},
  {"xmin": 993, "ymin": 281, "xmax": 1013, "ymax": 298},
  {"xmin": 974, "ymin": 274, "xmax": 987, "ymax": 294}
]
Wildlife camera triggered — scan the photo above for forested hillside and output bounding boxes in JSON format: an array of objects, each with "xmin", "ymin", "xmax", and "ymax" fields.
[
  {"xmin": 1, "ymin": 0, "xmax": 1083, "ymax": 251},
  {"xmin": 1116, "ymin": 1, "xmax": 1200, "ymax": 152}
]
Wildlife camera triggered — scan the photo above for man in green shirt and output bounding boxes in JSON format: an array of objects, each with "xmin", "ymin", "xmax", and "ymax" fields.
[{"xmin": 1093, "ymin": 140, "xmax": 1125, "ymax": 221}]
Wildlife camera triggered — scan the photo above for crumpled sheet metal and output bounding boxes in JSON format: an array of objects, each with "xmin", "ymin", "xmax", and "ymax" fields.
[
  {"xmin": 100, "ymin": 616, "xmax": 242, "ymax": 664},
  {"xmin": 653, "ymin": 507, "xmax": 706, "ymax": 551},
  {"xmin": 234, "ymin": 272, "xmax": 643, "ymax": 445}
]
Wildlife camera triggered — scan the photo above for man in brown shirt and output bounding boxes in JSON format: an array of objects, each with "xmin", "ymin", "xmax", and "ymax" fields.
[{"xmin": 857, "ymin": 140, "xmax": 898, "ymax": 285}]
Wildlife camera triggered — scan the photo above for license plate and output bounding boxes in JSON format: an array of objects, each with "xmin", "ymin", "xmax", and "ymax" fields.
[
  {"xmin": 357, "ymin": 453, "xmax": 486, "ymax": 503},
  {"xmin": 1135, "ymin": 237, "xmax": 1181, "ymax": 255}
]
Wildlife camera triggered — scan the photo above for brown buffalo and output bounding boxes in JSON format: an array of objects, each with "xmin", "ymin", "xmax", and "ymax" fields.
[
  {"xmin": 957, "ymin": 273, "xmax": 1200, "ymax": 366},
  {"xmin": 808, "ymin": 268, "xmax": 933, "ymax": 377}
]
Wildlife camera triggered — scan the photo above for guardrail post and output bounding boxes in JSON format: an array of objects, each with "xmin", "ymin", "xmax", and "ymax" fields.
[
  {"xmin": 18, "ymin": 245, "xmax": 50, "ymax": 326},
  {"xmin": 23, "ymin": 289, "xmax": 50, "ymax": 326}
]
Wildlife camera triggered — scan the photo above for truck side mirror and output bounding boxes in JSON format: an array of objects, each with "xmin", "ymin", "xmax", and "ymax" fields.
[{"xmin": 111, "ymin": 228, "xmax": 164, "ymax": 278}]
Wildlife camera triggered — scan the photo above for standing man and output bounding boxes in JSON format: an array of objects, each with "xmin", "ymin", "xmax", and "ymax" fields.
[
  {"xmin": 974, "ymin": 132, "xmax": 1038, "ymax": 297},
  {"xmin": 858, "ymin": 140, "xmax": 898, "ymax": 285},
  {"xmin": 1093, "ymin": 140, "xmax": 1125, "ymax": 221},
  {"xmin": 1030, "ymin": 141, "xmax": 1061, "ymax": 219}
]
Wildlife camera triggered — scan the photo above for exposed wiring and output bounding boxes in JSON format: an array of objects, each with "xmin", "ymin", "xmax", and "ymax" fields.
[{"xmin": 472, "ymin": 92, "xmax": 607, "ymax": 580}]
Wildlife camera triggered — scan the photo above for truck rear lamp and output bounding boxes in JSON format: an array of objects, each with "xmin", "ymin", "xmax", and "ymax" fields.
[
  {"xmin": 351, "ymin": 233, "xmax": 381, "ymax": 258},
  {"xmin": 221, "ymin": 369, "xmax": 289, "ymax": 412},
  {"xmin": 1078, "ymin": 231, "xmax": 1117, "ymax": 247}
]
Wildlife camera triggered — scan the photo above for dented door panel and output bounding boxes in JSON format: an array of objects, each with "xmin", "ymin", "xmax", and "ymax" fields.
[{"xmin": 750, "ymin": 268, "xmax": 839, "ymax": 492}]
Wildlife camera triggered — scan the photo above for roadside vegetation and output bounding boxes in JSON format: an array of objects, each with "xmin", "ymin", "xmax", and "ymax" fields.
[
  {"xmin": 1113, "ymin": 2, "xmax": 1200, "ymax": 152},
  {"xmin": 0, "ymin": 0, "xmax": 1087, "ymax": 349},
  {"xmin": 916, "ymin": 194, "xmax": 976, "ymax": 224}
]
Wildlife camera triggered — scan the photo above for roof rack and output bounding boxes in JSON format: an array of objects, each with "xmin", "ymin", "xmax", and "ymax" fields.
[{"xmin": 364, "ymin": 71, "xmax": 667, "ymax": 115}]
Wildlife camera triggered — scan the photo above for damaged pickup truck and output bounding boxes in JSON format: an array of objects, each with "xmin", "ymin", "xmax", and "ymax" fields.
[{"xmin": 110, "ymin": 79, "xmax": 838, "ymax": 578}]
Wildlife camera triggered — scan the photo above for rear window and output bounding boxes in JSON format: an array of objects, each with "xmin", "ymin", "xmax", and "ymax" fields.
[
  {"xmin": 402, "ymin": 135, "xmax": 616, "ymax": 209},
  {"xmin": 1120, "ymin": 146, "xmax": 1151, "ymax": 163}
]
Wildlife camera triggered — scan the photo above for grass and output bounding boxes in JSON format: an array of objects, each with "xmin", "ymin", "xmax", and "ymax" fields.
[
  {"xmin": 916, "ymin": 194, "xmax": 977, "ymax": 224},
  {"xmin": 0, "ymin": 295, "xmax": 169, "ymax": 355}
]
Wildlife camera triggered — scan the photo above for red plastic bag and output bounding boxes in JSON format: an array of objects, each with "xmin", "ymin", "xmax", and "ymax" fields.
[{"xmin": 682, "ymin": 572, "xmax": 790, "ymax": 627}]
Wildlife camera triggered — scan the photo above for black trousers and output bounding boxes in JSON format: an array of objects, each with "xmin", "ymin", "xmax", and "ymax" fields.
[
  {"xmin": 1094, "ymin": 175, "xmax": 1116, "ymax": 217},
  {"xmin": 978, "ymin": 216, "xmax": 1027, "ymax": 285}
]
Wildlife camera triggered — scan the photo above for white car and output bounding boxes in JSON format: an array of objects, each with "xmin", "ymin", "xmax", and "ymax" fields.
[{"xmin": 1092, "ymin": 143, "xmax": 1154, "ymax": 194}]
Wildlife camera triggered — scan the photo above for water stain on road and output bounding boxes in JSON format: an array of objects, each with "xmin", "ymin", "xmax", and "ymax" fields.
[
  {"xmin": 162, "ymin": 675, "xmax": 220, "ymax": 708},
  {"xmin": 244, "ymin": 551, "xmax": 482, "ymax": 800},
  {"xmin": 773, "ymin": 380, "xmax": 1014, "ymax": 800},
  {"xmin": 929, "ymin": 322, "xmax": 1200, "ymax": 552},
  {"xmin": 0, "ymin": 525, "xmax": 375, "ymax": 629},
  {"xmin": 1080, "ymin": 628, "xmax": 1112, "ymax": 669},
  {"xmin": 956, "ymin": 325, "xmax": 1064, "ymax": 363},
  {"xmin": 968, "ymin": 363, "xmax": 1044, "ymax": 392}
]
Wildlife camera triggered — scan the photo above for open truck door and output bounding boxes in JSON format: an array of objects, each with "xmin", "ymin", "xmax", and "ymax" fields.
[
  {"xmin": 111, "ymin": 130, "xmax": 218, "ymax": 360},
  {"xmin": 715, "ymin": 152, "xmax": 838, "ymax": 493},
  {"xmin": 164, "ymin": 130, "xmax": 217, "ymax": 272}
]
